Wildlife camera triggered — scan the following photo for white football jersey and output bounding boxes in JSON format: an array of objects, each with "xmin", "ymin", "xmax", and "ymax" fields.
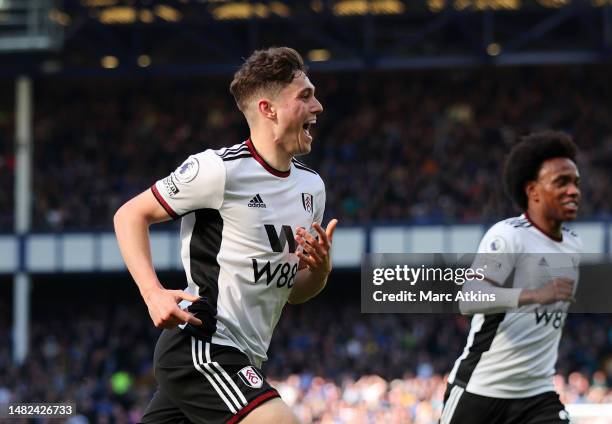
[
  {"xmin": 448, "ymin": 214, "xmax": 582, "ymax": 398},
  {"xmin": 152, "ymin": 140, "xmax": 325, "ymax": 367}
]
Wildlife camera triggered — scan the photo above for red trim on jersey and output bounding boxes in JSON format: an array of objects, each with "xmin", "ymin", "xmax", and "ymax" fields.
[
  {"xmin": 246, "ymin": 139, "xmax": 290, "ymax": 178},
  {"xmin": 227, "ymin": 390, "xmax": 280, "ymax": 424},
  {"xmin": 482, "ymin": 276, "xmax": 503, "ymax": 288},
  {"xmin": 151, "ymin": 185, "xmax": 179, "ymax": 220},
  {"xmin": 524, "ymin": 212, "xmax": 563, "ymax": 242}
]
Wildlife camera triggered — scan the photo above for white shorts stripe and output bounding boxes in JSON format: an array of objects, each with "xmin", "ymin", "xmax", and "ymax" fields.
[
  {"xmin": 448, "ymin": 386, "xmax": 465, "ymax": 424},
  {"xmin": 198, "ymin": 341, "xmax": 244, "ymax": 411},
  {"xmin": 204, "ymin": 343, "xmax": 248, "ymax": 406},
  {"xmin": 190, "ymin": 337, "xmax": 237, "ymax": 414},
  {"xmin": 441, "ymin": 386, "xmax": 464, "ymax": 424},
  {"xmin": 440, "ymin": 388, "xmax": 457, "ymax": 424},
  {"xmin": 212, "ymin": 361, "xmax": 248, "ymax": 406},
  {"xmin": 205, "ymin": 341, "xmax": 212, "ymax": 362}
]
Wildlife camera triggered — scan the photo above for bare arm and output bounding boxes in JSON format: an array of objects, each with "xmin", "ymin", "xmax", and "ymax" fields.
[
  {"xmin": 459, "ymin": 277, "xmax": 575, "ymax": 314},
  {"xmin": 518, "ymin": 277, "xmax": 575, "ymax": 306},
  {"xmin": 288, "ymin": 219, "xmax": 338, "ymax": 304},
  {"xmin": 114, "ymin": 189, "xmax": 201, "ymax": 328}
]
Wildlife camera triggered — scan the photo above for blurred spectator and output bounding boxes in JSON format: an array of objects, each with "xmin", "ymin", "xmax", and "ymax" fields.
[
  {"xmin": 1, "ymin": 65, "xmax": 611, "ymax": 230},
  {"xmin": 1, "ymin": 300, "xmax": 610, "ymax": 423},
  {"xmin": 0, "ymin": 82, "xmax": 14, "ymax": 230}
]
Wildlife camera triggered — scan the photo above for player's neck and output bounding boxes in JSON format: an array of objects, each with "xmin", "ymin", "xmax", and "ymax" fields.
[
  {"xmin": 249, "ymin": 134, "xmax": 292, "ymax": 172},
  {"xmin": 525, "ymin": 209, "xmax": 562, "ymax": 241}
]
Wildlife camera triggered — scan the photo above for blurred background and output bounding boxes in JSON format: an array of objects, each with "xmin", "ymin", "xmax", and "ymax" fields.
[{"xmin": 0, "ymin": 0, "xmax": 611, "ymax": 423}]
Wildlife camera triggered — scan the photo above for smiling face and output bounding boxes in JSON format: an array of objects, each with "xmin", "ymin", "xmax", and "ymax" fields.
[
  {"xmin": 527, "ymin": 157, "xmax": 581, "ymax": 222},
  {"xmin": 269, "ymin": 72, "xmax": 323, "ymax": 156}
]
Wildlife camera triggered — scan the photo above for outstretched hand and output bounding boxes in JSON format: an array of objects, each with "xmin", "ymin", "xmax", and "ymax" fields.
[
  {"xmin": 144, "ymin": 288, "xmax": 202, "ymax": 329},
  {"xmin": 295, "ymin": 219, "xmax": 338, "ymax": 277}
]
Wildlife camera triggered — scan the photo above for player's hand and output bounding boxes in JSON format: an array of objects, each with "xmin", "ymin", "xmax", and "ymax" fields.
[
  {"xmin": 531, "ymin": 277, "xmax": 575, "ymax": 305},
  {"xmin": 143, "ymin": 288, "xmax": 202, "ymax": 329},
  {"xmin": 295, "ymin": 219, "xmax": 338, "ymax": 278}
]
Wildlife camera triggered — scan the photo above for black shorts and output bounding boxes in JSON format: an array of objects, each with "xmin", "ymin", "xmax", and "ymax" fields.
[
  {"xmin": 141, "ymin": 328, "xmax": 280, "ymax": 424},
  {"xmin": 440, "ymin": 383, "xmax": 571, "ymax": 424}
]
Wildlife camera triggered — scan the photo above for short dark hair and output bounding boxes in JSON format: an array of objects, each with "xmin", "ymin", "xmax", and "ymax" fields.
[
  {"xmin": 503, "ymin": 130, "xmax": 578, "ymax": 210},
  {"xmin": 230, "ymin": 47, "xmax": 307, "ymax": 112}
]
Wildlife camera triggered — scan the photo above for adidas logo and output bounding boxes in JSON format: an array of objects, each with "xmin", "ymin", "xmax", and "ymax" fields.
[
  {"xmin": 248, "ymin": 194, "xmax": 266, "ymax": 208},
  {"xmin": 538, "ymin": 257, "xmax": 549, "ymax": 267}
]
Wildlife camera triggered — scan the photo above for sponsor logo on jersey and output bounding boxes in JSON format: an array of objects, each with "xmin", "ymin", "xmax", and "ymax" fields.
[
  {"xmin": 173, "ymin": 157, "xmax": 199, "ymax": 183},
  {"xmin": 538, "ymin": 257, "xmax": 549, "ymax": 267},
  {"xmin": 301, "ymin": 193, "xmax": 313, "ymax": 215},
  {"xmin": 162, "ymin": 176, "xmax": 180, "ymax": 197},
  {"xmin": 238, "ymin": 366, "xmax": 263, "ymax": 388},
  {"xmin": 252, "ymin": 258, "xmax": 298, "ymax": 288},
  {"xmin": 264, "ymin": 224, "xmax": 296, "ymax": 253},
  {"xmin": 535, "ymin": 308, "xmax": 566, "ymax": 329},
  {"xmin": 248, "ymin": 194, "xmax": 266, "ymax": 208}
]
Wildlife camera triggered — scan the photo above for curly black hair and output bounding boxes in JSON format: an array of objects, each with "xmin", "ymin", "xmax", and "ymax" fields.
[{"xmin": 503, "ymin": 130, "xmax": 577, "ymax": 211}]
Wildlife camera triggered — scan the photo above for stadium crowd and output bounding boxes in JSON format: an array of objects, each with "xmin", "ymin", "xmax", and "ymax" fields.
[
  {"xmin": 1, "ymin": 299, "xmax": 611, "ymax": 423},
  {"xmin": 0, "ymin": 65, "xmax": 611, "ymax": 230},
  {"xmin": 1, "ymin": 65, "xmax": 611, "ymax": 423}
]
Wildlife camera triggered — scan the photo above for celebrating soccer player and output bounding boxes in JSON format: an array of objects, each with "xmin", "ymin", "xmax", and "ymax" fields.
[
  {"xmin": 114, "ymin": 47, "xmax": 337, "ymax": 424},
  {"xmin": 440, "ymin": 131, "xmax": 581, "ymax": 424}
]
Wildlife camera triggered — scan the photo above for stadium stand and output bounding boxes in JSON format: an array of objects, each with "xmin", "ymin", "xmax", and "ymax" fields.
[
  {"xmin": 1, "ymin": 63, "xmax": 611, "ymax": 422},
  {"xmin": 0, "ymin": 83, "xmax": 13, "ymax": 231},
  {"xmin": 0, "ymin": 277, "xmax": 611, "ymax": 423},
  {"xmin": 1, "ymin": 4, "xmax": 611, "ymax": 422},
  {"xmin": 0, "ymin": 66, "xmax": 610, "ymax": 231}
]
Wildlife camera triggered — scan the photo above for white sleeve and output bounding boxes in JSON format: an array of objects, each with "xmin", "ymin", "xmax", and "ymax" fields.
[
  {"xmin": 459, "ymin": 280, "xmax": 523, "ymax": 314},
  {"xmin": 306, "ymin": 180, "xmax": 326, "ymax": 243},
  {"xmin": 459, "ymin": 222, "xmax": 523, "ymax": 314},
  {"xmin": 472, "ymin": 222, "xmax": 520, "ymax": 285},
  {"xmin": 151, "ymin": 150, "xmax": 226, "ymax": 218},
  {"xmin": 313, "ymin": 180, "xmax": 326, "ymax": 226}
]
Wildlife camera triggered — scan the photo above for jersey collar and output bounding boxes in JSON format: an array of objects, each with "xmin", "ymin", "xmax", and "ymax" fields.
[
  {"xmin": 246, "ymin": 139, "xmax": 291, "ymax": 178},
  {"xmin": 524, "ymin": 212, "xmax": 563, "ymax": 242}
]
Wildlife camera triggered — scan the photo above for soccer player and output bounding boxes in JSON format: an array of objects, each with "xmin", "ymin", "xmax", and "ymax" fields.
[
  {"xmin": 440, "ymin": 131, "xmax": 581, "ymax": 424},
  {"xmin": 114, "ymin": 47, "xmax": 337, "ymax": 424}
]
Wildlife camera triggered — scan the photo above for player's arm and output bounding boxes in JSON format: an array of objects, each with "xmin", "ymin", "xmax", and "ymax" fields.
[
  {"xmin": 113, "ymin": 190, "xmax": 201, "ymax": 328},
  {"xmin": 459, "ymin": 276, "xmax": 575, "ymax": 315},
  {"xmin": 288, "ymin": 219, "xmax": 338, "ymax": 304},
  {"xmin": 519, "ymin": 278, "xmax": 575, "ymax": 305},
  {"xmin": 458, "ymin": 223, "xmax": 575, "ymax": 315}
]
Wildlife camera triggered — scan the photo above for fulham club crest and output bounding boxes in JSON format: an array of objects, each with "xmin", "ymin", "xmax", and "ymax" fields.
[
  {"xmin": 238, "ymin": 366, "xmax": 263, "ymax": 388},
  {"xmin": 301, "ymin": 193, "xmax": 313, "ymax": 215}
]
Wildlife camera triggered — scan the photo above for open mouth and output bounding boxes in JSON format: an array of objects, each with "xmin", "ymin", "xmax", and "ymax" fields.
[
  {"xmin": 562, "ymin": 200, "xmax": 579, "ymax": 211},
  {"xmin": 302, "ymin": 119, "xmax": 316, "ymax": 138}
]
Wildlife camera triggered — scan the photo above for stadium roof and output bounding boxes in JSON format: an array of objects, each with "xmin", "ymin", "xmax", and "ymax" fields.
[{"xmin": 0, "ymin": 0, "xmax": 611, "ymax": 76}]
